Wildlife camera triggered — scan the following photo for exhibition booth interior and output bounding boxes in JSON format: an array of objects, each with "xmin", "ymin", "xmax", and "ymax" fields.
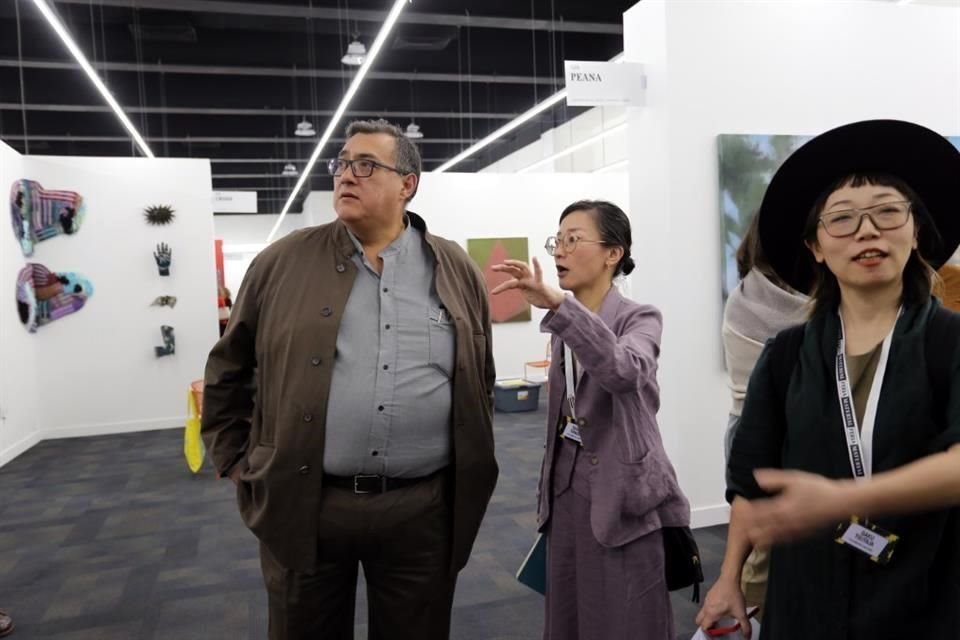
[{"xmin": 1, "ymin": 0, "xmax": 959, "ymax": 637}]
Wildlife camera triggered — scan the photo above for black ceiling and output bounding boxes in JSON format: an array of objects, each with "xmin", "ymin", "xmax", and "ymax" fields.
[{"xmin": 0, "ymin": 0, "xmax": 631, "ymax": 213}]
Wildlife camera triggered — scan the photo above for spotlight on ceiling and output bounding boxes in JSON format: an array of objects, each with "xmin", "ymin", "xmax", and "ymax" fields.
[
  {"xmin": 281, "ymin": 163, "xmax": 299, "ymax": 177},
  {"xmin": 341, "ymin": 39, "xmax": 367, "ymax": 66},
  {"xmin": 404, "ymin": 122, "xmax": 424, "ymax": 140},
  {"xmin": 294, "ymin": 119, "xmax": 316, "ymax": 137}
]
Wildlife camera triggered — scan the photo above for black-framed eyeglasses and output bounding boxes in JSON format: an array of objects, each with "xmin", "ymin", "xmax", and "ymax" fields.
[
  {"xmin": 818, "ymin": 200, "xmax": 912, "ymax": 238},
  {"xmin": 544, "ymin": 234, "xmax": 607, "ymax": 256},
  {"xmin": 327, "ymin": 158, "xmax": 405, "ymax": 178}
]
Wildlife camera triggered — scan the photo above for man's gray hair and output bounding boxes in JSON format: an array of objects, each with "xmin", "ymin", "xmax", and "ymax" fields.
[{"xmin": 345, "ymin": 119, "xmax": 421, "ymax": 201}]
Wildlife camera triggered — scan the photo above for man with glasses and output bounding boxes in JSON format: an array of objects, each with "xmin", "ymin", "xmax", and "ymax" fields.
[{"xmin": 202, "ymin": 119, "xmax": 498, "ymax": 640}]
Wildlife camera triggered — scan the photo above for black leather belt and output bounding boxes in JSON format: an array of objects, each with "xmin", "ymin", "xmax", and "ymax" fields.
[{"xmin": 322, "ymin": 470, "xmax": 441, "ymax": 494}]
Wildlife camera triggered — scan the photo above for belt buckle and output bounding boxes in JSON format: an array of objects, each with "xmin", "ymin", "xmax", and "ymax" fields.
[{"xmin": 353, "ymin": 474, "xmax": 385, "ymax": 494}]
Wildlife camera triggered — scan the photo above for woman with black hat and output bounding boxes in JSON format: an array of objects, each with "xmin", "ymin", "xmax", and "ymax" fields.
[{"xmin": 696, "ymin": 119, "xmax": 960, "ymax": 640}]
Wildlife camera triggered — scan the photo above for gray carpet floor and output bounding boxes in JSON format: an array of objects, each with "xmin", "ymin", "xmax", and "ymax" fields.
[{"xmin": 0, "ymin": 399, "xmax": 729, "ymax": 639}]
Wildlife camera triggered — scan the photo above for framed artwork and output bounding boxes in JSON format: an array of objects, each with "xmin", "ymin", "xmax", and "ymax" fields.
[{"xmin": 467, "ymin": 237, "xmax": 532, "ymax": 323}]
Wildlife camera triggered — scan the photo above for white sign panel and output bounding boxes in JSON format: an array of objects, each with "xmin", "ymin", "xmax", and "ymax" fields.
[
  {"xmin": 564, "ymin": 60, "xmax": 645, "ymax": 107},
  {"xmin": 213, "ymin": 191, "xmax": 258, "ymax": 214}
]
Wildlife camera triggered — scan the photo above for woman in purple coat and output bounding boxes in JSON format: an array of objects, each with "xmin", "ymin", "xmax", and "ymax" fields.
[{"xmin": 493, "ymin": 200, "xmax": 690, "ymax": 640}]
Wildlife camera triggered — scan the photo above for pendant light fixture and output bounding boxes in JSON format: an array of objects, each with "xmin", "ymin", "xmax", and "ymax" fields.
[
  {"xmin": 404, "ymin": 78, "xmax": 423, "ymax": 139},
  {"xmin": 281, "ymin": 163, "xmax": 299, "ymax": 177},
  {"xmin": 294, "ymin": 119, "xmax": 316, "ymax": 136},
  {"xmin": 341, "ymin": 38, "xmax": 367, "ymax": 66}
]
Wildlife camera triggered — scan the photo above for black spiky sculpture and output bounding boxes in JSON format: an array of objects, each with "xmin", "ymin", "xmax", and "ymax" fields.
[{"xmin": 144, "ymin": 204, "xmax": 176, "ymax": 226}]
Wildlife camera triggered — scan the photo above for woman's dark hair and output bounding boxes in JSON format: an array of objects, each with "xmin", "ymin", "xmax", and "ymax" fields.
[
  {"xmin": 559, "ymin": 200, "xmax": 635, "ymax": 276},
  {"xmin": 803, "ymin": 172, "xmax": 939, "ymax": 317},
  {"xmin": 736, "ymin": 211, "xmax": 789, "ymax": 289}
]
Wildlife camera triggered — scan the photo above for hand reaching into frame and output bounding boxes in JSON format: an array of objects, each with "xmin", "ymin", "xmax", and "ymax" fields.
[
  {"xmin": 745, "ymin": 469, "xmax": 851, "ymax": 546},
  {"xmin": 490, "ymin": 258, "xmax": 565, "ymax": 311}
]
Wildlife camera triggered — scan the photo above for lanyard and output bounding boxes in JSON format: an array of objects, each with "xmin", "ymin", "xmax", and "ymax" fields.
[
  {"xmin": 834, "ymin": 310, "xmax": 898, "ymax": 480},
  {"xmin": 564, "ymin": 343, "xmax": 580, "ymax": 421}
]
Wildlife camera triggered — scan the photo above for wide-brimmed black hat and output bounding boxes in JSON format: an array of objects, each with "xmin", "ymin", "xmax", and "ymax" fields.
[{"xmin": 757, "ymin": 119, "xmax": 960, "ymax": 293}]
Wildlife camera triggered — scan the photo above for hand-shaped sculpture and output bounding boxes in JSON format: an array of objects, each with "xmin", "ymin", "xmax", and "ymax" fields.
[{"xmin": 154, "ymin": 242, "xmax": 172, "ymax": 276}]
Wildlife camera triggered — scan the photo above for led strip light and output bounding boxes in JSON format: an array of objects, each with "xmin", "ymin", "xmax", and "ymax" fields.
[
  {"xmin": 433, "ymin": 52, "xmax": 625, "ymax": 174},
  {"xmin": 29, "ymin": 0, "xmax": 154, "ymax": 158},
  {"xmin": 268, "ymin": 0, "xmax": 412, "ymax": 242},
  {"xmin": 518, "ymin": 122, "xmax": 627, "ymax": 173}
]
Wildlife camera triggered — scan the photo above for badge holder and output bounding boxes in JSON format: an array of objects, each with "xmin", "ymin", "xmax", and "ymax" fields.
[
  {"xmin": 834, "ymin": 515, "xmax": 899, "ymax": 565},
  {"xmin": 561, "ymin": 343, "xmax": 584, "ymax": 446}
]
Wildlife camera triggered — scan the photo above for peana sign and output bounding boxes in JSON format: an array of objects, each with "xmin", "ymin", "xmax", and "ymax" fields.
[{"xmin": 564, "ymin": 60, "xmax": 645, "ymax": 107}]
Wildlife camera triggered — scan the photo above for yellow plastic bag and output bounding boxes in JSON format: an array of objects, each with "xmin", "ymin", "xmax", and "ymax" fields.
[{"xmin": 184, "ymin": 386, "xmax": 205, "ymax": 473}]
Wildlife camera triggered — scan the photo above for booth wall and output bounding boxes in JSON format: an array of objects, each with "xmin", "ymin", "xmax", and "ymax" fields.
[
  {"xmin": 0, "ymin": 141, "xmax": 39, "ymax": 466},
  {"xmin": 0, "ymin": 150, "xmax": 219, "ymax": 466},
  {"xmin": 414, "ymin": 172, "xmax": 629, "ymax": 379}
]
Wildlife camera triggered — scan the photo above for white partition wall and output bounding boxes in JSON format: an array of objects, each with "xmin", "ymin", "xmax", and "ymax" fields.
[
  {"xmin": 214, "ymin": 213, "xmax": 306, "ymax": 296},
  {"xmin": 302, "ymin": 191, "xmax": 335, "ymax": 227},
  {"xmin": 0, "ymin": 141, "xmax": 39, "ymax": 466},
  {"xmin": 214, "ymin": 213, "xmax": 304, "ymax": 245},
  {"xmin": 220, "ymin": 176, "xmax": 627, "ymax": 380},
  {"xmin": 624, "ymin": 0, "xmax": 960, "ymax": 526},
  {"xmin": 0, "ymin": 146, "xmax": 219, "ymax": 465},
  {"xmin": 414, "ymin": 172, "xmax": 629, "ymax": 379}
]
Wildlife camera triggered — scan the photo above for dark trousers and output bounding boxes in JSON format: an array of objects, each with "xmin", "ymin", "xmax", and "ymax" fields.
[{"xmin": 259, "ymin": 473, "xmax": 456, "ymax": 640}]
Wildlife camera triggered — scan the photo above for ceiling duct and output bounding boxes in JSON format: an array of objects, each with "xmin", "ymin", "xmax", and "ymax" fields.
[
  {"xmin": 128, "ymin": 22, "xmax": 198, "ymax": 43},
  {"xmin": 391, "ymin": 32, "xmax": 456, "ymax": 52}
]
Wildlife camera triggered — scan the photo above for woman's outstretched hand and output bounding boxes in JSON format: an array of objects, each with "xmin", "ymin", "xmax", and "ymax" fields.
[
  {"xmin": 491, "ymin": 258, "xmax": 565, "ymax": 311},
  {"xmin": 696, "ymin": 577, "xmax": 753, "ymax": 639}
]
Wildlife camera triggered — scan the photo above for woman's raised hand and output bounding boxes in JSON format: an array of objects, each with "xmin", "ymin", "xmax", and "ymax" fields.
[{"xmin": 490, "ymin": 258, "xmax": 565, "ymax": 311}]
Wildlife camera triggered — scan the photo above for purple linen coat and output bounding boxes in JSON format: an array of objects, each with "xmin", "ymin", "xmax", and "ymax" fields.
[{"xmin": 536, "ymin": 288, "xmax": 690, "ymax": 546}]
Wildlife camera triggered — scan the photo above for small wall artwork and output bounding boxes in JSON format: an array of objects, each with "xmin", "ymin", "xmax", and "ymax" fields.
[
  {"xmin": 10, "ymin": 179, "xmax": 85, "ymax": 257},
  {"xmin": 16, "ymin": 263, "xmax": 94, "ymax": 333},
  {"xmin": 717, "ymin": 134, "xmax": 960, "ymax": 302},
  {"xmin": 155, "ymin": 325, "xmax": 176, "ymax": 357},
  {"xmin": 154, "ymin": 242, "xmax": 172, "ymax": 276},
  {"xmin": 467, "ymin": 237, "xmax": 532, "ymax": 323},
  {"xmin": 151, "ymin": 295, "xmax": 177, "ymax": 308},
  {"xmin": 143, "ymin": 204, "xmax": 175, "ymax": 226}
]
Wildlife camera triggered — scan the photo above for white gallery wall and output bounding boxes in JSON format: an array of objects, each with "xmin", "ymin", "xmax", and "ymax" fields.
[
  {"xmin": 214, "ymin": 213, "xmax": 306, "ymax": 295},
  {"xmin": 0, "ymin": 141, "xmax": 39, "ymax": 466},
  {"xmin": 227, "ymin": 177, "xmax": 628, "ymax": 379},
  {"xmin": 302, "ymin": 190, "xmax": 335, "ymax": 227},
  {"xmin": 481, "ymin": 106, "xmax": 628, "ymax": 174},
  {"xmin": 214, "ymin": 213, "xmax": 303, "ymax": 245},
  {"xmin": 414, "ymin": 172, "xmax": 629, "ymax": 378},
  {"xmin": 624, "ymin": 0, "xmax": 960, "ymax": 526},
  {"xmin": 213, "ymin": 194, "xmax": 336, "ymax": 296},
  {"xmin": 0, "ymin": 145, "xmax": 220, "ymax": 465}
]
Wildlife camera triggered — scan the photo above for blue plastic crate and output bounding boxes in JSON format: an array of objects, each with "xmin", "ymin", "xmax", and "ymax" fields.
[{"xmin": 494, "ymin": 379, "xmax": 541, "ymax": 412}]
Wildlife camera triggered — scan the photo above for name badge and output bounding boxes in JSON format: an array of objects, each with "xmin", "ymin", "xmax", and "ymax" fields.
[
  {"xmin": 560, "ymin": 417, "xmax": 583, "ymax": 445},
  {"xmin": 835, "ymin": 516, "xmax": 898, "ymax": 565}
]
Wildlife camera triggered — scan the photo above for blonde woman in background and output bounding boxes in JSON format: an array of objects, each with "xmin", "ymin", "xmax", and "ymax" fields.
[{"xmin": 721, "ymin": 213, "xmax": 808, "ymax": 618}]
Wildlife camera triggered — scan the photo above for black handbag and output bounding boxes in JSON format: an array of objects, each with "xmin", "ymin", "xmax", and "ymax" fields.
[{"xmin": 662, "ymin": 526, "xmax": 704, "ymax": 602}]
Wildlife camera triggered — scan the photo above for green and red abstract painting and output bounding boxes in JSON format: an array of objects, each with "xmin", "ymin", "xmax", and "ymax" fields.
[{"xmin": 467, "ymin": 237, "xmax": 532, "ymax": 323}]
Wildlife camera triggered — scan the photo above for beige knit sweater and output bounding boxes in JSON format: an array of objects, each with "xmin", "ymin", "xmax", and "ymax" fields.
[{"xmin": 722, "ymin": 270, "xmax": 809, "ymax": 416}]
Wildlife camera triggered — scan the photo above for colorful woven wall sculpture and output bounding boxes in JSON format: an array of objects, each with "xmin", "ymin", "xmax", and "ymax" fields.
[
  {"xmin": 10, "ymin": 179, "xmax": 86, "ymax": 257},
  {"xmin": 16, "ymin": 263, "xmax": 94, "ymax": 333}
]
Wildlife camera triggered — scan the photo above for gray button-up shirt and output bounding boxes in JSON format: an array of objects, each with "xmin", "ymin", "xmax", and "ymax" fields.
[{"xmin": 323, "ymin": 221, "xmax": 455, "ymax": 478}]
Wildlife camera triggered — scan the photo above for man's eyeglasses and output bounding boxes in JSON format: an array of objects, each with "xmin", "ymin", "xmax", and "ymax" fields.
[
  {"xmin": 544, "ymin": 234, "xmax": 606, "ymax": 256},
  {"xmin": 328, "ymin": 158, "xmax": 405, "ymax": 178},
  {"xmin": 818, "ymin": 200, "xmax": 912, "ymax": 238}
]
